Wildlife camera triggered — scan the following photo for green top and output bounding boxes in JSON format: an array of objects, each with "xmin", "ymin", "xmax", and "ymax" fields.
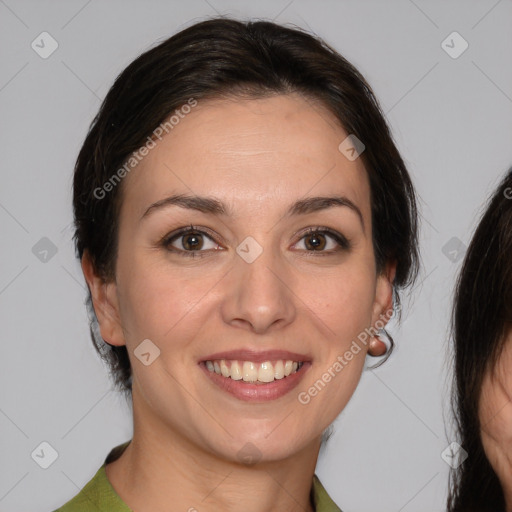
[{"xmin": 53, "ymin": 441, "xmax": 342, "ymax": 512}]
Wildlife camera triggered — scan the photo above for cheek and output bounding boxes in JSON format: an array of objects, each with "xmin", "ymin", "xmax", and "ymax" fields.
[
  {"xmin": 306, "ymin": 263, "xmax": 376, "ymax": 343},
  {"xmin": 115, "ymin": 254, "xmax": 217, "ymax": 345},
  {"xmin": 295, "ymin": 263, "xmax": 376, "ymax": 414},
  {"xmin": 480, "ymin": 371, "xmax": 512, "ymax": 444},
  {"xmin": 304, "ymin": 263, "xmax": 376, "ymax": 396}
]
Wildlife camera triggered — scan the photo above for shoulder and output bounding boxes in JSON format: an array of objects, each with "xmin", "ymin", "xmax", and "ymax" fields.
[
  {"xmin": 52, "ymin": 466, "xmax": 109, "ymax": 511},
  {"xmin": 52, "ymin": 442, "xmax": 132, "ymax": 512},
  {"xmin": 312, "ymin": 474, "xmax": 343, "ymax": 512}
]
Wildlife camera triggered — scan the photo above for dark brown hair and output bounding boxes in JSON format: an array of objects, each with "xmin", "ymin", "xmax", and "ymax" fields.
[
  {"xmin": 73, "ymin": 17, "xmax": 419, "ymax": 395},
  {"xmin": 448, "ymin": 169, "xmax": 512, "ymax": 510}
]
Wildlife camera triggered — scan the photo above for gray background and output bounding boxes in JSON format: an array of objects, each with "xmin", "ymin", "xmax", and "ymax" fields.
[{"xmin": 1, "ymin": 1, "xmax": 512, "ymax": 510}]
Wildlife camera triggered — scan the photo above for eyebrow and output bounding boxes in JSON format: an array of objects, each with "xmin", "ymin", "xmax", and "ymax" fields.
[{"xmin": 141, "ymin": 193, "xmax": 365, "ymax": 231}]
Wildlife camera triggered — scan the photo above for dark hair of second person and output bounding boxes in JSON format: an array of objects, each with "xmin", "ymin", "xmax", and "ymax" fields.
[{"xmin": 448, "ymin": 169, "xmax": 512, "ymax": 511}]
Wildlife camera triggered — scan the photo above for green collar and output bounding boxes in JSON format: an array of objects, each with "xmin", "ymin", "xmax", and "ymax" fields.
[{"xmin": 54, "ymin": 441, "xmax": 342, "ymax": 512}]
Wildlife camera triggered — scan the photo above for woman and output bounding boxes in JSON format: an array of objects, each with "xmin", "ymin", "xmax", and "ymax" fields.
[
  {"xmin": 448, "ymin": 170, "xmax": 512, "ymax": 511},
  {"xmin": 55, "ymin": 17, "xmax": 419, "ymax": 511}
]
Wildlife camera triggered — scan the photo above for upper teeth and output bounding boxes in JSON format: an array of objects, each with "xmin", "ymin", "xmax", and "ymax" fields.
[{"xmin": 205, "ymin": 359, "xmax": 303, "ymax": 382}]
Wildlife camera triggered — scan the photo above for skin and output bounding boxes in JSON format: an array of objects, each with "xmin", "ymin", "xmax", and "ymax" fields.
[
  {"xmin": 479, "ymin": 329, "xmax": 512, "ymax": 510},
  {"xmin": 82, "ymin": 93, "xmax": 395, "ymax": 512}
]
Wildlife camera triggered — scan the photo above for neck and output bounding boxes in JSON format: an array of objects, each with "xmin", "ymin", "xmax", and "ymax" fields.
[{"xmin": 106, "ymin": 389, "xmax": 321, "ymax": 512}]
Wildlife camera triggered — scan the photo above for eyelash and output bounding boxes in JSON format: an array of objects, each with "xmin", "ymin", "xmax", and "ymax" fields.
[{"xmin": 160, "ymin": 224, "xmax": 351, "ymax": 259}]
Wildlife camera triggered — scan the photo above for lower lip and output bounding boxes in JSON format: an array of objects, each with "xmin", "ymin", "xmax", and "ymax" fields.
[{"xmin": 199, "ymin": 362, "xmax": 311, "ymax": 402}]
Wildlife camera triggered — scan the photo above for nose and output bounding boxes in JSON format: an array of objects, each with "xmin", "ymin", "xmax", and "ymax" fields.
[{"xmin": 220, "ymin": 243, "xmax": 297, "ymax": 334}]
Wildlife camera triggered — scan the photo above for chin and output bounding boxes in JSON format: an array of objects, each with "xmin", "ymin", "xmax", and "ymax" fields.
[{"xmin": 203, "ymin": 422, "xmax": 316, "ymax": 465}]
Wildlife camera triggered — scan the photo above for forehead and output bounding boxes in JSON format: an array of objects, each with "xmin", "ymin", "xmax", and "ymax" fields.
[{"xmin": 120, "ymin": 93, "xmax": 371, "ymax": 221}]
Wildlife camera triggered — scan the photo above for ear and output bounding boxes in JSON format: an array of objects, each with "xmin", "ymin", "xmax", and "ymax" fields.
[
  {"xmin": 81, "ymin": 250, "xmax": 126, "ymax": 347},
  {"xmin": 371, "ymin": 260, "xmax": 396, "ymax": 326},
  {"xmin": 367, "ymin": 261, "xmax": 396, "ymax": 357}
]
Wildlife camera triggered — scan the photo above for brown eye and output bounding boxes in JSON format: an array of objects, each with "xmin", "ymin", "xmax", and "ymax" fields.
[
  {"xmin": 163, "ymin": 227, "xmax": 221, "ymax": 257},
  {"xmin": 295, "ymin": 228, "xmax": 350, "ymax": 253},
  {"xmin": 181, "ymin": 232, "xmax": 204, "ymax": 250},
  {"xmin": 304, "ymin": 232, "xmax": 327, "ymax": 251}
]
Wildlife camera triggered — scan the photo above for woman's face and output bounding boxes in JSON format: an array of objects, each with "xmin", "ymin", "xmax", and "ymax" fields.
[
  {"xmin": 479, "ymin": 329, "xmax": 512, "ymax": 494},
  {"xmin": 88, "ymin": 93, "xmax": 394, "ymax": 463}
]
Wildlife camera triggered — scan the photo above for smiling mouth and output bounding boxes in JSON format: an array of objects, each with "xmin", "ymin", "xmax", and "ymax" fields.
[{"xmin": 204, "ymin": 359, "xmax": 305, "ymax": 384}]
